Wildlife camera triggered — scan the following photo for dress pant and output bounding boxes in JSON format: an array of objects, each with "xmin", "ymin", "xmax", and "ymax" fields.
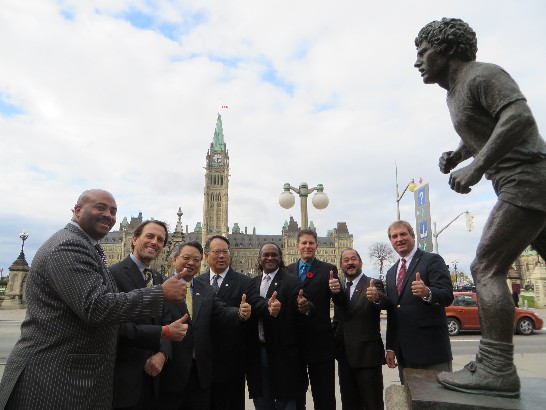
[
  {"xmin": 253, "ymin": 347, "xmax": 297, "ymax": 410},
  {"xmin": 114, "ymin": 373, "xmax": 155, "ymax": 410},
  {"xmin": 338, "ymin": 352, "xmax": 383, "ymax": 410},
  {"xmin": 297, "ymin": 359, "xmax": 336, "ymax": 410},
  {"xmin": 154, "ymin": 361, "xmax": 210, "ymax": 410},
  {"xmin": 211, "ymin": 374, "xmax": 245, "ymax": 410}
]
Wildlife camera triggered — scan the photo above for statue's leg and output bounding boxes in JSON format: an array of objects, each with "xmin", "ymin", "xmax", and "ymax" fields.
[
  {"xmin": 530, "ymin": 226, "xmax": 546, "ymax": 261},
  {"xmin": 437, "ymin": 200, "xmax": 546, "ymax": 397}
]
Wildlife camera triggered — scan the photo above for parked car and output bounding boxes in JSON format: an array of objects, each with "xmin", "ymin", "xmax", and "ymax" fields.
[{"xmin": 445, "ymin": 292, "xmax": 543, "ymax": 336}]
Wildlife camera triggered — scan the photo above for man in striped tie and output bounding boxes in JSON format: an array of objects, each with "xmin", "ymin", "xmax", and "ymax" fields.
[
  {"xmin": 385, "ymin": 220, "xmax": 453, "ymax": 384},
  {"xmin": 110, "ymin": 220, "xmax": 189, "ymax": 409}
]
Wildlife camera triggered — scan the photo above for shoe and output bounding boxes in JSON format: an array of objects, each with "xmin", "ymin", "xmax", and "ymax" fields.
[{"xmin": 436, "ymin": 356, "xmax": 520, "ymax": 398}]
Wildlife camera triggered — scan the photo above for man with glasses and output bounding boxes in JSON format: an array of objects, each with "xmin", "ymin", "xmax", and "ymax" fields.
[{"xmin": 195, "ymin": 235, "xmax": 266, "ymax": 410}]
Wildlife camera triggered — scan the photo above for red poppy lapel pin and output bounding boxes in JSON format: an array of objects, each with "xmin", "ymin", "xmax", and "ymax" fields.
[{"xmin": 306, "ymin": 271, "xmax": 314, "ymax": 278}]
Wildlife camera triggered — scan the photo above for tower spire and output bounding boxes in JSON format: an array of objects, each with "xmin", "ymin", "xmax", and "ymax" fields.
[{"xmin": 212, "ymin": 113, "xmax": 225, "ymax": 150}]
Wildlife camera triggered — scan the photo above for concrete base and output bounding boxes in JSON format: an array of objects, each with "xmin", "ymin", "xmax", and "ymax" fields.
[
  {"xmin": 404, "ymin": 368, "xmax": 546, "ymax": 409},
  {"xmin": 0, "ymin": 297, "xmax": 26, "ymax": 310}
]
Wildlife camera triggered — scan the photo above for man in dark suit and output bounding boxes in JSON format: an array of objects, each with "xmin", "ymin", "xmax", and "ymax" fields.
[
  {"xmin": 157, "ymin": 241, "xmax": 247, "ymax": 410},
  {"xmin": 285, "ymin": 229, "xmax": 342, "ymax": 410},
  {"xmin": 385, "ymin": 220, "xmax": 453, "ymax": 384},
  {"xmin": 247, "ymin": 243, "xmax": 308, "ymax": 410},
  {"xmin": 0, "ymin": 189, "xmax": 187, "ymax": 410},
  {"xmin": 332, "ymin": 248, "xmax": 387, "ymax": 410},
  {"xmin": 111, "ymin": 220, "xmax": 189, "ymax": 409},
  {"xmin": 194, "ymin": 235, "xmax": 265, "ymax": 410}
]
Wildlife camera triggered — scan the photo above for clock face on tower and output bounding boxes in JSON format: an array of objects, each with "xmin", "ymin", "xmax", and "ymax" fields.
[{"xmin": 213, "ymin": 154, "xmax": 222, "ymax": 165}]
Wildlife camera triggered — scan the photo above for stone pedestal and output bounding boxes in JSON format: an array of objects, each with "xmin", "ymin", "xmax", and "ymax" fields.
[
  {"xmin": 531, "ymin": 266, "xmax": 546, "ymax": 308},
  {"xmin": 385, "ymin": 369, "xmax": 546, "ymax": 409},
  {"xmin": 0, "ymin": 251, "xmax": 29, "ymax": 310}
]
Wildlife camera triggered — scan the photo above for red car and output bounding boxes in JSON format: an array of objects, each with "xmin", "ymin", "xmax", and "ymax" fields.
[{"xmin": 445, "ymin": 292, "xmax": 543, "ymax": 336}]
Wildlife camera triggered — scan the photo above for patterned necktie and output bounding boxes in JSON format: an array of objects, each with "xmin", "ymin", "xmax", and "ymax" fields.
[
  {"xmin": 346, "ymin": 281, "xmax": 353, "ymax": 300},
  {"xmin": 212, "ymin": 274, "xmax": 220, "ymax": 294},
  {"xmin": 397, "ymin": 258, "xmax": 407, "ymax": 295},
  {"xmin": 143, "ymin": 268, "xmax": 153, "ymax": 288},
  {"xmin": 94, "ymin": 244, "xmax": 108, "ymax": 268},
  {"xmin": 186, "ymin": 282, "xmax": 193, "ymax": 318},
  {"xmin": 258, "ymin": 274, "xmax": 271, "ymax": 342},
  {"xmin": 260, "ymin": 274, "xmax": 271, "ymax": 298},
  {"xmin": 298, "ymin": 262, "xmax": 309, "ymax": 282}
]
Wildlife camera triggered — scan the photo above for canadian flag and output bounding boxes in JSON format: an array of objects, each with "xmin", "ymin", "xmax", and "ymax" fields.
[{"xmin": 221, "ymin": 105, "xmax": 229, "ymax": 109}]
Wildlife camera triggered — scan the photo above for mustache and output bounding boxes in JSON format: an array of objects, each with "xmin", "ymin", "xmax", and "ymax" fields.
[{"xmin": 346, "ymin": 264, "xmax": 357, "ymax": 270}]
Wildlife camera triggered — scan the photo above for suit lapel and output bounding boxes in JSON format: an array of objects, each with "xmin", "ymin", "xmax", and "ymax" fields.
[
  {"xmin": 125, "ymin": 259, "xmax": 146, "ymax": 289},
  {"xmin": 267, "ymin": 270, "xmax": 283, "ymax": 297},
  {"xmin": 301, "ymin": 259, "xmax": 319, "ymax": 288},
  {"xmin": 349, "ymin": 274, "xmax": 367, "ymax": 308},
  {"xmin": 399, "ymin": 250, "xmax": 422, "ymax": 298},
  {"xmin": 192, "ymin": 280, "xmax": 204, "ymax": 320}
]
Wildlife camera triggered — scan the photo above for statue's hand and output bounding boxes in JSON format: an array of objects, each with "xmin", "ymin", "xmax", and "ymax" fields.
[
  {"xmin": 439, "ymin": 151, "xmax": 461, "ymax": 174},
  {"xmin": 448, "ymin": 164, "xmax": 482, "ymax": 194}
]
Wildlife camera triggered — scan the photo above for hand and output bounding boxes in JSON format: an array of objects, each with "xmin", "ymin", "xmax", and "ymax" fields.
[
  {"xmin": 439, "ymin": 151, "xmax": 461, "ymax": 174},
  {"xmin": 161, "ymin": 269, "xmax": 188, "ymax": 302},
  {"xmin": 448, "ymin": 163, "xmax": 482, "ymax": 194},
  {"xmin": 166, "ymin": 314, "xmax": 189, "ymax": 341},
  {"xmin": 366, "ymin": 279, "xmax": 379, "ymax": 302},
  {"xmin": 328, "ymin": 271, "xmax": 341, "ymax": 294},
  {"xmin": 411, "ymin": 272, "xmax": 431, "ymax": 298},
  {"xmin": 239, "ymin": 294, "xmax": 251, "ymax": 320},
  {"xmin": 144, "ymin": 352, "xmax": 166, "ymax": 377},
  {"xmin": 386, "ymin": 351, "xmax": 398, "ymax": 369},
  {"xmin": 268, "ymin": 291, "xmax": 281, "ymax": 317},
  {"xmin": 297, "ymin": 289, "xmax": 310, "ymax": 314}
]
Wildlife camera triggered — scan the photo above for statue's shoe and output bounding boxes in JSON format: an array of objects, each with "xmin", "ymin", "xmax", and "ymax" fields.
[{"xmin": 436, "ymin": 358, "xmax": 520, "ymax": 398}]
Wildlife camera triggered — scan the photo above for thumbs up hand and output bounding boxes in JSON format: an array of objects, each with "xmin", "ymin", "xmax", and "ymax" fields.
[
  {"xmin": 268, "ymin": 291, "xmax": 281, "ymax": 317},
  {"xmin": 366, "ymin": 278, "xmax": 379, "ymax": 302},
  {"xmin": 167, "ymin": 314, "xmax": 189, "ymax": 341},
  {"xmin": 297, "ymin": 289, "xmax": 310, "ymax": 315},
  {"xmin": 239, "ymin": 294, "xmax": 251, "ymax": 320},
  {"xmin": 328, "ymin": 270, "xmax": 340, "ymax": 294},
  {"xmin": 411, "ymin": 272, "xmax": 431, "ymax": 299}
]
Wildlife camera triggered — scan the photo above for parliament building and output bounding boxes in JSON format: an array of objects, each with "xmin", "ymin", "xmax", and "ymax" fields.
[{"xmin": 100, "ymin": 113, "xmax": 353, "ymax": 276}]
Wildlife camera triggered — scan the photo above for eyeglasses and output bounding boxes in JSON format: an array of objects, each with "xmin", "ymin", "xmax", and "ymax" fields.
[
  {"xmin": 210, "ymin": 249, "xmax": 230, "ymax": 256},
  {"xmin": 180, "ymin": 255, "xmax": 202, "ymax": 263}
]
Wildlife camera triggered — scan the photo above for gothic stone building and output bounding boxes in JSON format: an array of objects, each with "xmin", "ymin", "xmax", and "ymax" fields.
[{"xmin": 100, "ymin": 113, "xmax": 353, "ymax": 277}]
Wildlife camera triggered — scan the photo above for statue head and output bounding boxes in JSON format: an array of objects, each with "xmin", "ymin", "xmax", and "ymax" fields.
[{"xmin": 415, "ymin": 18, "xmax": 477, "ymax": 62}]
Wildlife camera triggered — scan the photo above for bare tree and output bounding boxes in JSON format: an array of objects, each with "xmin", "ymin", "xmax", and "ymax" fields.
[{"xmin": 368, "ymin": 242, "xmax": 395, "ymax": 281}]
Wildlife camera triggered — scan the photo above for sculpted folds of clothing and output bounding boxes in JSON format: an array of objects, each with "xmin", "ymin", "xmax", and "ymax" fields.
[
  {"xmin": 0, "ymin": 224, "xmax": 164, "ymax": 410},
  {"xmin": 385, "ymin": 249, "xmax": 453, "ymax": 367}
]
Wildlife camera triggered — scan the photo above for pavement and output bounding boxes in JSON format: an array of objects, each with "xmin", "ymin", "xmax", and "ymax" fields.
[{"xmin": 1, "ymin": 307, "xmax": 545, "ymax": 409}]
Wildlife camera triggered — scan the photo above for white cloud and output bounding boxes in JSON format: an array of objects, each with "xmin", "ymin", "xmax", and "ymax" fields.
[{"xmin": 1, "ymin": 0, "xmax": 545, "ymax": 278}]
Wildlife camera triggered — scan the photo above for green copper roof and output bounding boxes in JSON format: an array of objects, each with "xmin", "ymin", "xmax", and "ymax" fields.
[{"xmin": 212, "ymin": 113, "xmax": 225, "ymax": 150}]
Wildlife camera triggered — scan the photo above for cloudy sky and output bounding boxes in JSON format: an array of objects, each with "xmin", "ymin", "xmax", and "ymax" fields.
[{"xmin": 1, "ymin": 0, "xmax": 545, "ymax": 278}]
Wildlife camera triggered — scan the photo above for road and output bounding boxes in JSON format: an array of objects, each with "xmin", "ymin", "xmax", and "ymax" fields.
[{"xmin": 1, "ymin": 314, "xmax": 545, "ymax": 409}]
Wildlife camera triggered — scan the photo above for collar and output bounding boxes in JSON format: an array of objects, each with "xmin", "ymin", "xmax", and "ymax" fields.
[
  {"xmin": 210, "ymin": 268, "xmax": 228, "ymax": 284},
  {"xmin": 262, "ymin": 268, "xmax": 279, "ymax": 281},
  {"xmin": 70, "ymin": 221, "xmax": 99, "ymax": 245},
  {"xmin": 299, "ymin": 258, "xmax": 314, "ymax": 269},
  {"xmin": 129, "ymin": 253, "xmax": 147, "ymax": 274},
  {"xmin": 346, "ymin": 271, "xmax": 363, "ymax": 287},
  {"xmin": 399, "ymin": 247, "xmax": 417, "ymax": 267}
]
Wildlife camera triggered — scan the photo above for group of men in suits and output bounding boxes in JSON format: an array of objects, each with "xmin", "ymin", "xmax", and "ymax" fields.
[{"xmin": 0, "ymin": 188, "xmax": 455, "ymax": 410}]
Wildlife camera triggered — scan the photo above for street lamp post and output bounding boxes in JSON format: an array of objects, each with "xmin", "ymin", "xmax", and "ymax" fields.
[
  {"xmin": 433, "ymin": 211, "xmax": 473, "ymax": 253},
  {"xmin": 19, "ymin": 230, "xmax": 29, "ymax": 254},
  {"xmin": 279, "ymin": 182, "xmax": 329, "ymax": 230}
]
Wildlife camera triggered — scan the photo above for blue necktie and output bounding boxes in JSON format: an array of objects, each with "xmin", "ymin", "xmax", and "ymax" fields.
[{"xmin": 299, "ymin": 262, "xmax": 309, "ymax": 282}]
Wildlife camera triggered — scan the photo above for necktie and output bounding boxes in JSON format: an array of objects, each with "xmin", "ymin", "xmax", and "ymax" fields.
[
  {"xmin": 186, "ymin": 282, "xmax": 193, "ymax": 318},
  {"xmin": 298, "ymin": 262, "xmax": 309, "ymax": 282},
  {"xmin": 94, "ymin": 244, "xmax": 108, "ymax": 268},
  {"xmin": 260, "ymin": 274, "xmax": 271, "ymax": 298},
  {"xmin": 212, "ymin": 274, "xmax": 220, "ymax": 294},
  {"xmin": 144, "ymin": 268, "xmax": 153, "ymax": 288},
  {"xmin": 397, "ymin": 258, "xmax": 407, "ymax": 294},
  {"xmin": 258, "ymin": 274, "xmax": 271, "ymax": 342},
  {"xmin": 346, "ymin": 281, "xmax": 353, "ymax": 300}
]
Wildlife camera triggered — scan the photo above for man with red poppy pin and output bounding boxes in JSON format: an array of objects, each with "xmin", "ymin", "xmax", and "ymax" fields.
[{"xmin": 286, "ymin": 229, "xmax": 342, "ymax": 410}]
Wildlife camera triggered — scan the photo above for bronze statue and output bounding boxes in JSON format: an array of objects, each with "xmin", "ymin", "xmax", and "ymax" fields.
[{"xmin": 414, "ymin": 18, "xmax": 546, "ymax": 398}]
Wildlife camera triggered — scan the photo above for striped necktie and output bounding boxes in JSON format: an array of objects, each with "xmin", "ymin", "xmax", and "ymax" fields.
[
  {"xmin": 396, "ymin": 258, "xmax": 407, "ymax": 294},
  {"xmin": 144, "ymin": 268, "xmax": 153, "ymax": 288},
  {"xmin": 212, "ymin": 274, "xmax": 220, "ymax": 294}
]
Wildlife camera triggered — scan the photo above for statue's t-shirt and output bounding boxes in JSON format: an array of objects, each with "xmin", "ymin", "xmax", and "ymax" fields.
[{"xmin": 446, "ymin": 61, "xmax": 546, "ymax": 212}]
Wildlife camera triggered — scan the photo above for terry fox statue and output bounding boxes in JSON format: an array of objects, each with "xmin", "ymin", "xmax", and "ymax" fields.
[{"xmin": 414, "ymin": 17, "xmax": 546, "ymax": 398}]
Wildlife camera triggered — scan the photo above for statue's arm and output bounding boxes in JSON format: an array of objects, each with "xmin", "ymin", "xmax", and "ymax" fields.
[{"xmin": 439, "ymin": 141, "xmax": 472, "ymax": 174}]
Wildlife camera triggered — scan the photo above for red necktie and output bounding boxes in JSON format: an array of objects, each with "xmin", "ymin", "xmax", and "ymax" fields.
[{"xmin": 396, "ymin": 258, "xmax": 407, "ymax": 294}]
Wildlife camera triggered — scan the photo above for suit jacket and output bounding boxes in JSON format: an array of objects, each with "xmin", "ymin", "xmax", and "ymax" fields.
[
  {"xmin": 195, "ymin": 268, "xmax": 266, "ymax": 382},
  {"xmin": 385, "ymin": 248, "xmax": 454, "ymax": 366},
  {"xmin": 332, "ymin": 275, "xmax": 387, "ymax": 368},
  {"xmin": 0, "ymin": 224, "xmax": 164, "ymax": 410},
  {"xmin": 285, "ymin": 258, "xmax": 341, "ymax": 363},
  {"xmin": 246, "ymin": 269, "xmax": 308, "ymax": 400},
  {"xmin": 110, "ymin": 256, "xmax": 166, "ymax": 408},
  {"xmin": 159, "ymin": 279, "xmax": 239, "ymax": 393}
]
